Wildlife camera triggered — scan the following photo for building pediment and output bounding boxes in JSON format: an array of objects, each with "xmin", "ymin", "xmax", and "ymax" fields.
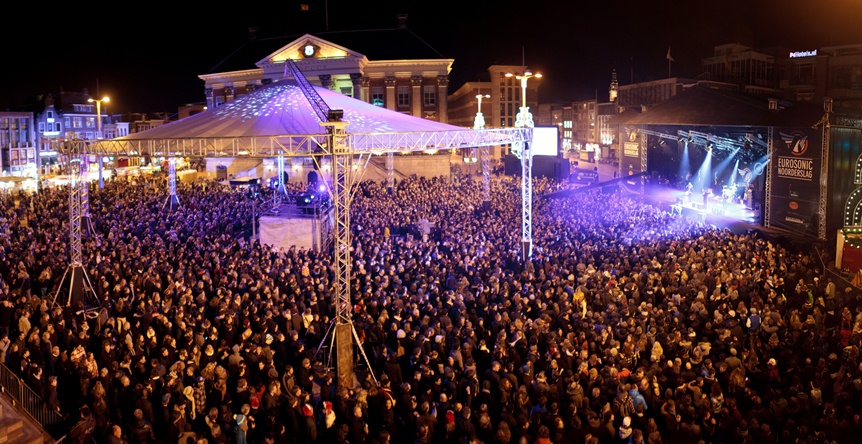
[{"xmin": 258, "ymin": 33, "xmax": 366, "ymax": 66}]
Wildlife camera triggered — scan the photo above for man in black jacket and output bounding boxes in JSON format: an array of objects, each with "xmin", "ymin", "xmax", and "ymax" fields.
[
  {"xmin": 128, "ymin": 409, "xmax": 156, "ymax": 444},
  {"xmin": 69, "ymin": 405, "xmax": 96, "ymax": 444}
]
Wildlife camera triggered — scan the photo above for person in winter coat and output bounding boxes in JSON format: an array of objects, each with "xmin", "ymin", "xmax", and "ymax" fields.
[
  {"xmin": 128, "ymin": 409, "xmax": 155, "ymax": 444},
  {"xmin": 234, "ymin": 404, "xmax": 251, "ymax": 444}
]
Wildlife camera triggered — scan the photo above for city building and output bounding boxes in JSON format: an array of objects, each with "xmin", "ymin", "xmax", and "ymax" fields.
[
  {"xmin": 796, "ymin": 43, "xmax": 862, "ymax": 111},
  {"xmin": 535, "ymin": 102, "xmax": 564, "ymax": 127},
  {"xmin": 0, "ymin": 111, "xmax": 38, "ymax": 187},
  {"xmin": 447, "ymin": 65, "xmax": 543, "ymax": 160},
  {"xmin": 596, "ymin": 101, "xmax": 620, "ymax": 160},
  {"xmin": 561, "ymin": 106, "xmax": 574, "ymax": 155},
  {"xmin": 701, "ymin": 43, "xmax": 784, "ymax": 96},
  {"xmin": 31, "ymin": 90, "xmax": 129, "ymax": 178},
  {"xmin": 615, "ymin": 77, "xmax": 697, "ymax": 111},
  {"xmin": 199, "ymin": 15, "xmax": 451, "ymax": 123}
]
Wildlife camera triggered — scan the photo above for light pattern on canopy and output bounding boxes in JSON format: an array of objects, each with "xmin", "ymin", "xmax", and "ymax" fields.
[{"xmin": 119, "ymin": 80, "xmax": 463, "ymax": 140}]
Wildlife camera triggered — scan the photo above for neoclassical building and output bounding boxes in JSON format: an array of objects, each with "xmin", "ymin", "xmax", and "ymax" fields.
[{"xmin": 199, "ymin": 16, "xmax": 452, "ymax": 123}]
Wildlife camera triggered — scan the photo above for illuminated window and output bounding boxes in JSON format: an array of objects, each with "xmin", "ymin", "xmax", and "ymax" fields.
[
  {"xmin": 423, "ymin": 85, "xmax": 436, "ymax": 106},
  {"xmin": 72, "ymin": 117, "xmax": 82, "ymax": 128},
  {"xmin": 397, "ymin": 86, "xmax": 410, "ymax": 107},
  {"xmin": 372, "ymin": 87, "xmax": 384, "ymax": 107}
]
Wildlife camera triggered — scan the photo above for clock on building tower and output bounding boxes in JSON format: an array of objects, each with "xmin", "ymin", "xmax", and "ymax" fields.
[{"xmin": 302, "ymin": 44, "xmax": 317, "ymax": 58}]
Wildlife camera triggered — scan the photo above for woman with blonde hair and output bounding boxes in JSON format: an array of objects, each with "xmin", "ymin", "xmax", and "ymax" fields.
[{"xmin": 89, "ymin": 380, "xmax": 110, "ymax": 441}]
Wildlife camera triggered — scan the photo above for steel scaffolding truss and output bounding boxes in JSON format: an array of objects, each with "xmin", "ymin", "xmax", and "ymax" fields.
[
  {"xmin": 51, "ymin": 156, "xmax": 100, "ymax": 312},
  {"xmin": 58, "ymin": 121, "xmax": 527, "ymax": 389},
  {"xmin": 59, "ymin": 128, "xmax": 528, "ymax": 158},
  {"xmin": 386, "ymin": 152, "xmax": 394, "ymax": 192},
  {"xmin": 819, "ymin": 118, "xmax": 830, "ymax": 240},
  {"xmin": 163, "ymin": 157, "xmax": 181, "ymax": 211},
  {"xmin": 764, "ymin": 127, "xmax": 774, "ymax": 227}
]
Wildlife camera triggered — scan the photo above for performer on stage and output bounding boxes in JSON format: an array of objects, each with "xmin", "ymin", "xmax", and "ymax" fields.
[
  {"xmin": 744, "ymin": 185, "xmax": 753, "ymax": 209},
  {"xmin": 702, "ymin": 188, "xmax": 709, "ymax": 209},
  {"xmin": 685, "ymin": 181, "xmax": 693, "ymax": 203}
]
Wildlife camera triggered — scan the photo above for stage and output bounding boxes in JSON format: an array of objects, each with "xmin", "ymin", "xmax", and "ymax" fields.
[{"xmin": 635, "ymin": 182, "xmax": 761, "ymax": 232}]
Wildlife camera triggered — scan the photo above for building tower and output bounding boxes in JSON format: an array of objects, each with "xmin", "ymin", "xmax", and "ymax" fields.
[{"xmin": 609, "ymin": 69, "xmax": 619, "ymax": 103}]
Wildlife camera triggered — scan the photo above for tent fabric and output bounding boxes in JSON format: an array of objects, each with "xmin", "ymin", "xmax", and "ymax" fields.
[
  {"xmin": 621, "ymin": 86, "xmax": 777, "ymax": 127},
  {"xmin": 608, "ymin": 86, "xmax": 834, "ymax": 129},
  {"xmin": 119, "ymin": 80, "xmax": 463, "ymax": 141}
]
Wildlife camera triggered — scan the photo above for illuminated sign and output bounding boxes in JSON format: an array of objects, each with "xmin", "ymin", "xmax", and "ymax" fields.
[
  {"xmin": 789, "ymin": 50, "xmax": 817, "ymax": 58},
  {"xmin": 777, "ymin": 157, "xmax": 813, "ymax": 180},
  {"xmin": 623, "ymin": 142, "xmax": 639, "ymax": 157}
]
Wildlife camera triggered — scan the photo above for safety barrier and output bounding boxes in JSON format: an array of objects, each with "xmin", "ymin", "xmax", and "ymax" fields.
[{"xmin": 0, "ymin": 361, "xmax": 66, "ymax": 438}]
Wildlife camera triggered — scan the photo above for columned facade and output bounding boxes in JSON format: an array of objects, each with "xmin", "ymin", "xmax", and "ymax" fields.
[
  {"xmin": 411, "ymin": 75, "xmax": 422, "ymax": 117},
  {"xmin": 198, "ymin": 33, "xmax": 453, "ymax": 123},
  {"xmin": 385, "ymin": 76, "xmax": 397, "ymax": 111},
  {"xmin": 437, "ymin": 76, "xmax": 449, "ymax": 124}
]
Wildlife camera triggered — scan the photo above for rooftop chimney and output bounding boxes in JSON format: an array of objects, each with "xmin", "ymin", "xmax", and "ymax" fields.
[{"xmin": 397, "ymin": 14, "xmax": 408, "ymax": 29}]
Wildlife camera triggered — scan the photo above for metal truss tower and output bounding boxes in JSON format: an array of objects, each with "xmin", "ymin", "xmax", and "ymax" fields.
[
  {"xmin": 473, "ymin": 94, "xmax": 492, "ymax": 210},
  {"xmin": 163, "ymin": 157, "xmax": 181, "ymax": 211},
  {"xmin": 386, "ymin": 152, "xmax": 395, "ymax": 194},
  {"xmin": 80, "ymin": 157, "xmax": 96, "ymax": 235},
  {"xmin": 513, "ymin": 107, "xmax": 534, "ymax": 262},
  {"xmin": 51, "ymin": 156, "xmax": 100, "ymax": 312},
  {"xmin": 285, "ymin": 59, "xmax": 377, "ymax": 388}
]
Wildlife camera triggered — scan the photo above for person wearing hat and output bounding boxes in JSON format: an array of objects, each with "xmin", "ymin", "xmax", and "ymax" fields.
[
  {"xmin": 618, "ymin": 416, "xmax": 633, "ymax": 441},
  {"xmin": 182, "ymin": 385, "xmax": 196, "ymax": 421},
  {"xmin": 318, "ymin": 400, "xmax": 337, "ymax": 440},
  {"xmin": 724, "ymin": 348, "xmax": 742, "ymax": 371},
  {"xmin": 191, "ymin": 375, "xmax": 207, "ymax": 420},
  {"xmin": 301, "ymin": 402, "xmax": 317, "ymax": 442}
]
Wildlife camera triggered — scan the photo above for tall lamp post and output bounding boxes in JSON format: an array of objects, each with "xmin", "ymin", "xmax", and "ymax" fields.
[
  {"xmin": 505, "ymin": 69, "xmax": 541, "ymax": 262},
  {"xmin": 88, "ymin": 96, "xmax": 109, "ymax": 189},
  {"xmin": 474, "ymin": 93, "xmax": 492, "ymax": 210}
]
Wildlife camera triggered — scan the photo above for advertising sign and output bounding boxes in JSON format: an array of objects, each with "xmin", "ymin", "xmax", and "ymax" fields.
[{"xmin": 768, "ymin": 128, "xmax": 821, "ymax": 235}]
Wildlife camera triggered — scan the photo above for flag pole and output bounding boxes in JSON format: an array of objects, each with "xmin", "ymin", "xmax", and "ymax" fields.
[{"xmin": 666, "ymin": 46, "xmax": 674, "ymax": 78}]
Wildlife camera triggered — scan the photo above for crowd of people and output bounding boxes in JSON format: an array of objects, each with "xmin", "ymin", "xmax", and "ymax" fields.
[{"xmin": 0, "ymin": 168, "xmax": 860, "ymax": 444}]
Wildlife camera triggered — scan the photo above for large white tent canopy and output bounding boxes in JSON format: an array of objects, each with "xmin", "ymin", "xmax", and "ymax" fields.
[
  {"xmin": 62, "ymin": 80, "xmax": 527, "ymax": 158},
  {"xmin": 121, "ymin": 81, "xmax": 463, "ymax": 139}
]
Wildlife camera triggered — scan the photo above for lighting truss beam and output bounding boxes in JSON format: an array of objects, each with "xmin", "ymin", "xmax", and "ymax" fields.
[
  {"xmin": 56, "ymin": 128, "xmax": 529, "ymax": 158},
  {"xmin": 638, "ymin": 128, "xmax": 678, "ymax": 141},
  {"xmin": 284, "ymin": 60, "xmax": 331, "ymax": 123}
]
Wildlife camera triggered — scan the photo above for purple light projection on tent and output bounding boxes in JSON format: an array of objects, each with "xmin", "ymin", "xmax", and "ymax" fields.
[{"xmin": 120, "ymin": 81, "xmax": 462, "ymax": 141}]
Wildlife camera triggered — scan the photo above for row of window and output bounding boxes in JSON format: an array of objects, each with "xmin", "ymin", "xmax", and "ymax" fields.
[
  {"xmin": 370, "ymin": 85, "xmax": 438, "ymax": 107},
  {"xmin": 37, "ymin": 116, "xmax": 99, "ymax": 133}
]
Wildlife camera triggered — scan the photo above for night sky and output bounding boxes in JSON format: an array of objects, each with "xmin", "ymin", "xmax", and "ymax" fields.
[{"xmin": 2, "ymin": 0, "xmax": 861, "ymax": 115}]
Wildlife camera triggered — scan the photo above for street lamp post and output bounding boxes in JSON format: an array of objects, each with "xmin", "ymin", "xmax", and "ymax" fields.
[
  {"xmin": 474, "ymin": 93, "xmax": 492, "ymax": 210},
  {"xmin": 505, "ymin": 69, "xmax": 541, "ymax": 262},
  {"xmin": 88, "ymin": 96, "xmax": 109, "ymax": 189}
]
